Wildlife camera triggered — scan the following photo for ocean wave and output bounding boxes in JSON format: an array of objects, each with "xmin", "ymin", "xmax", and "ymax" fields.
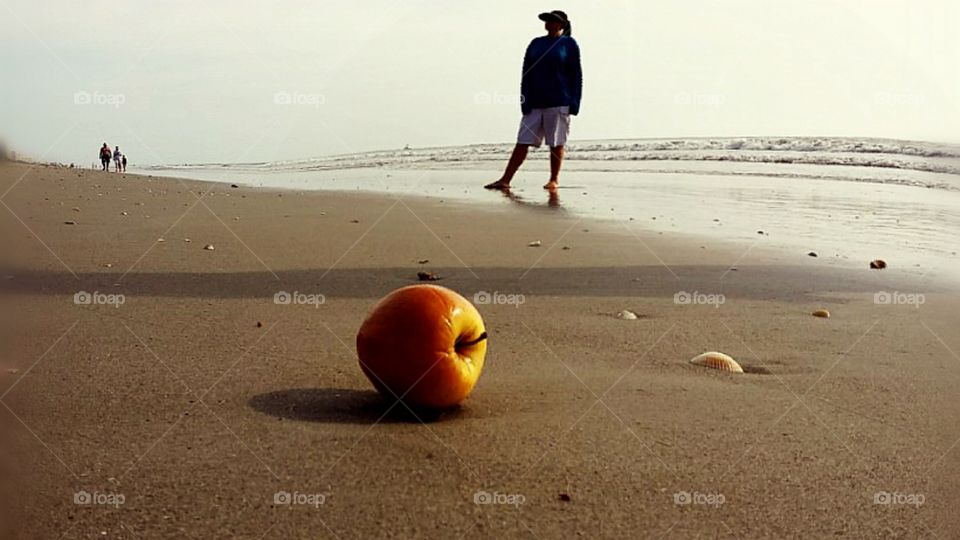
[{"xmin": 149, "ymin": 137, "xmax": 960, "ymax": 187}]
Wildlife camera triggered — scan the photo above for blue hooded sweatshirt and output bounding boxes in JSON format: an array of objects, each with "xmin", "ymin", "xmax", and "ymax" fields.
[{"xmin": 520, "ymin": 35, "xmax": 582, "ymax": 116}]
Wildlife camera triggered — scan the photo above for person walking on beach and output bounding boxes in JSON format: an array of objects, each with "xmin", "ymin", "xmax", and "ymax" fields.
[
  {"xmin": 113, "ymin": 146, "xmax": 122, "ymax": 172},
  {"xmin": 485, "ymin": 10, "xmax": 582, "ymax": 192},
  {"xmin": 99, "ymin": 143, "xmax": 111, "ymax": 171},
  {"xmin": 121, "ymin": 154, "xmax": 127, "ymax": 172}
]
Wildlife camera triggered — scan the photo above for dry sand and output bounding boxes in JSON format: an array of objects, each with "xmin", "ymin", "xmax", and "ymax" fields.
[{"xmin": 1, "ymin": 162, "xmax": 958, "ymax": 538}]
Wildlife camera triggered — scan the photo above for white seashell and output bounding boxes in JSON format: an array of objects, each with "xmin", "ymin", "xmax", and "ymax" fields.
[
  {"xmin": 528, "ymin": 240, "xmax": 542, "ymax": 247},
  {"xmin": 203, "ymin": 244, "xmax": 215, "ymax": 251},
  {"xmin": 616, "ymin": 310, "xmax": 638, "ymax": 320},
  {"xmin": 690, "ymin": 351, "xmax": 743, "ymax": 373}
]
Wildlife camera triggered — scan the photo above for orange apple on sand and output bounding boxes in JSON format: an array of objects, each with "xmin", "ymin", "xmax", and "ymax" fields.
[{"xmin": 356, "ymin": 284, "xmax": 487, "ymax": 409}]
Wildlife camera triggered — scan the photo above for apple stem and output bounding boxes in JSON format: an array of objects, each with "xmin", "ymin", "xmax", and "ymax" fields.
[{"xmin": 456, "ymin": 332, "xmax": 488, "ymax": 348}]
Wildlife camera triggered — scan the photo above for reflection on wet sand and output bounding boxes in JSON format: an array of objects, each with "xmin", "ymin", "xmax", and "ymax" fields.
[{"xmin": 496, "ymin": 187, "xmax": 562, "ymax": 210}]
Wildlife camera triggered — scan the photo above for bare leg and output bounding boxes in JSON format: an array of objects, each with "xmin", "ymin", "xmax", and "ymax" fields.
[
  {"xmin": 544, "ymin": 145, "xmax": 564, "ymax": 190},
  {"xmin": 485, "ymin": 144, "xmax": 530, "ymax": 189}
]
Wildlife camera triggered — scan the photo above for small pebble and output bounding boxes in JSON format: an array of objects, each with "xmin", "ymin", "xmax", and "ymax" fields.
[
  {"xmin": 528, "ymin": 240, "xmax": 542, "ymax": 247},
  {"xmin": 203, "ymin": 244, "xmax": 215, "ymax": 251}
]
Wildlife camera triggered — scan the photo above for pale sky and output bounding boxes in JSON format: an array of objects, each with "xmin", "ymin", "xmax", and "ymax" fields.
[{"xmin": 1, "ymin": 0, "xmax": 957, "ymax": 166}]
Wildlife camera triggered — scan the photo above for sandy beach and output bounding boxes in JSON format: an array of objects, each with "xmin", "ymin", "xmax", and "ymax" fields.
[{"xmin": 0, "ymin": 160, "xmax": 957, "ymax": 538}]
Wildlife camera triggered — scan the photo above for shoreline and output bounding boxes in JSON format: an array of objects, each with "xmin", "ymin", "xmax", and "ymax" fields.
[{"xmin": 144, "ymin": 164, "xmax": 960, "ymax": 286}]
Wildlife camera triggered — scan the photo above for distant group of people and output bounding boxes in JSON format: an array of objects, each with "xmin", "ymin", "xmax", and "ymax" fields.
[{"xmin": 99, "ymin": 143, "xmax": 127, "ymax": 172}]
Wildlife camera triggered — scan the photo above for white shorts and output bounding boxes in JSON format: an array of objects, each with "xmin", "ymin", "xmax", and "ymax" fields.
[{"xmin": 517, "ymin": 106, "xmax": 570, "ymax": 147}]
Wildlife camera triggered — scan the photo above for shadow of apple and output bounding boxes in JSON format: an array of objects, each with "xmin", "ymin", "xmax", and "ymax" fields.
[{"xmin": 248, "ymin": 388, "xmax": 464, "ymax": 424}]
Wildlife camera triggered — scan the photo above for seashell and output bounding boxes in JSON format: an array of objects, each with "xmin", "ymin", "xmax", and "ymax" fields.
[
  {"xmin": 203, "ymin": 244, "xmax": 215, "ymax": 251},
  {"xmin": 807, "ymin": 251, "xmax": 818, "ymax": 257},
  {"xmin": 528, "ymin": 240, "xmax": 542, "ymax": 247},
  {"xmin": 869, "ymin": 259, "xmax": 887, "ymax": 269},
  {"xmin": 156, "ymin": 238, "xmax": 165, "ymax": 242},
  {"xmin": 690, "ymin": 351, "xmax": 743, "ymax": 373},
  {"xmin": 616, "ymin": 309, "xmax": 638, "ymax": 320},
  {"xmin": 812, "ymin": 309, "xmax": 830, "ymax": 318}
]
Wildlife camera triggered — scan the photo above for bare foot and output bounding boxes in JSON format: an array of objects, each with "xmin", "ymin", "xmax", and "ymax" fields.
[
  {"xmin": 543, "ymin": 181, "xmax": 559, "ymax": 191},
  {"xmin": 484, "ymin": 180, "xmax": 511, "ymax": 190}
]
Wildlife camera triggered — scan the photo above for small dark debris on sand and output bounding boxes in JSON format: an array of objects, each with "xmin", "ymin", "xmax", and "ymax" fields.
[{"xmin": 417, "ymin": 271, "xmax": 440, "ymax": 281}]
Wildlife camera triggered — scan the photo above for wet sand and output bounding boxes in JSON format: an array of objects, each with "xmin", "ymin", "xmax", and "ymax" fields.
[{"xmin": 1, "ymin": 162, "xmax": 958, "ymax": 538}]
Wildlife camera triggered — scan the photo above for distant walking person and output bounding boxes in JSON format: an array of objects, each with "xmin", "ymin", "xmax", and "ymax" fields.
[
  {"xmin": 485, "ymin": 10, "xmax": 582, "ymax": 192},
  {"xmin": 99, "ymin": 143, "xmax": 111, "ymax": 171},
  {"xmin": 113, "ymin": 146, "xmax": 122, "ymax": 172},
  {"xmin": 121, "ymin": 154, "xmax": 127, "ymax": 172}
]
